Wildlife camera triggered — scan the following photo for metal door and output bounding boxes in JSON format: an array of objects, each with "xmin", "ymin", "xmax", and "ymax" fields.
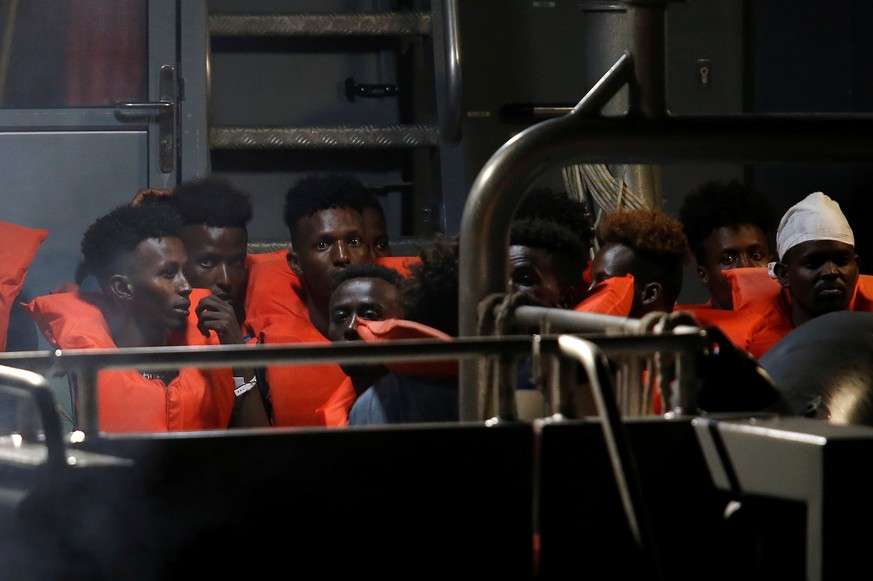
[{"xmin": 0, "ymin": 0, "xmax": 179, "ymax": 308}]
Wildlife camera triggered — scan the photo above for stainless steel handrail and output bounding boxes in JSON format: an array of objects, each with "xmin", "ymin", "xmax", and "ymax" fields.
[
  {"xmin": 558, "ymin": 335, "xmax": 661, "ymax": 576},
  {"xmin": 0, "ymin": 364, "xmax": 65, "ymax": 469},
  {"xmin": 0, "ymin": 329, "xmax": 706, "ymax": 434}
]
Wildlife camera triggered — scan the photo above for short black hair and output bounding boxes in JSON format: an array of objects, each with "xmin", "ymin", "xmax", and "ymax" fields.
[
  {"xmin": 401, "ymin": 235, "xmax": 459, "ymax": 336},
  {"xmin": 171, "ymin": 176, "xmax": 253, "ymax": 229},
  {"xmin": 283, "ymin": 173, "xmax": 368, "ymax": 240},
  {"xmin": 510, "ymin": 219, "xmax": 588, "ymax": 287},
  {"xmin": 679, "ymin": 180, "xmax": 776, "ymax": 265},
  {"xmin": 514, "ymin": 187, "xmax": 594, "ymax": 247},
  {"xmin": 81, "ymin": 202, "xmax": 183, "ymax": 282},
  {"xmin": 331, "ymin": 262, "xmax": 404, "ymax": 292}
]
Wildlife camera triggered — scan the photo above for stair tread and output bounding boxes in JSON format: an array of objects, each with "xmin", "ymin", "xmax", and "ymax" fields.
[
  {"xmin": 209, "ymin": 12, "xmax": 432, "ymax": 37},
  {"xmin": 210, "ymin": 124, "xmax": 440, "ymax": 149}
]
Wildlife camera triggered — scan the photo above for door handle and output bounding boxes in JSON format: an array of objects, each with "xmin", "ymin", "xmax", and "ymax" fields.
[
  {"xmin": 114, "ymin": 65, "xmax": 177, "ymax": 174},
  {"xmin": 115, "ymin": 101, "xmax": 173, "ymax": 111}
]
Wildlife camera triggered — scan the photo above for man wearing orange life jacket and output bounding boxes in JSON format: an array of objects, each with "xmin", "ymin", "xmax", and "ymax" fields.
[
  {"xmin": 157, "ymin": 177, "xmax": 271, "ymax": 427},
  {"xmin": 731, "ymin": 191, "xmax": 870, "ymax": 357},
  {"xmin": 678, "ymin": 180, "xmax": 777, "ymax": 311},
  {"xmin": 348, "ymin": 235, "xmax": 460, "ymax": 425},
  {"xmin": 508, "ymin": 218, "xmax": 590, "ymax": 311},
  {"xmin": 245, "ymin": 173, "xmax": 420, "ymax": 427},
  {"xmin": 715, "ymin": 191, "xmax": 873, "ymax": 362},
  {"xmin": 673, "ymin": 180, "xmax": 779, "ymax": 357},
  {"xmin": 25, "ymin": 202, "xmax": 237, "ymax": 433},
  {"xmin": 589, "ymin": 209, "xmax": 689, "ymax": 319},
  {"xmin": 318, "ymin": 262, "xmax": 406, "ymax": 427},
  {"xmin": 581, "ymin": 209, "xmax": 690, "ymax": 415}
]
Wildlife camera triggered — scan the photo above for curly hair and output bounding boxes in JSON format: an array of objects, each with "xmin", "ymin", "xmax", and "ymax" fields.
[
  {"xmin": 171, "ymin": 176, "xmax": 253, "ymax": 229},
  {"xmin": 283, "ymin": 173, "xmax": 368, "ymax": 240},
  {"xmin": 510, "ymin": 219, "xmax": 588, "ymax": 287},
  {"xmin": 678, "ymin": 180, "xmax": 776, "ymax": 264},
  {"xmin": 81, "ymin": 202, "xmax": 183, "ymax": 282},
  {"xmin": 514, "ymin": 187, "xmax": 594, "ymax": 247},
  {"xmin": 331, "ymin": 262, "xmax": 404, "ymax": 292},
  {"xmin": 401, "ymin": 235, "xmax": 459, "ymax": 336},
  {"xmin": 597, "ymin": 209, "xmax": 690, "ymax": 301}
]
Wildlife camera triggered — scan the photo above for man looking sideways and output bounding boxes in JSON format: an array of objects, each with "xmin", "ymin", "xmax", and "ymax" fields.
[
  {"xmin": 25, "ymin": 203, "xmax": 237, "ymax": 432},
  {"xmin": 134, "ymin": 177, "xmax": 271, "ymax": 427}
]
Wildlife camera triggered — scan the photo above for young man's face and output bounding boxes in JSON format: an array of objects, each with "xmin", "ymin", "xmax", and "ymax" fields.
[
  {"xmin": 363, "ymin": 206, "xmax": 391, "ymax": 258},
  {"xmin": 776, "ymin": 239, "xmax": 859, "ymax": 326},
  {"xmin": 181, "ymin": 224, "xmax": 248, "ymax": 321},
  {"xmin": 589, "ymin": 241, "xmax": 645, "ymax": 316},
  {"xmin": 288, "ymin": 207, "xmax": 371, "ymax": 307},
  {"xmin": 507, "ymin": 244, "xmax": 577, "ymax": 308},
  {"xmin": 328, "ymin": 276, "xmax": 403, "ymax": 387},
  {"xmin": 698, "ymin": 224, "xmax": 772, "ymax": 309},
  {"xmin": 328, "ymin": 277, "xmax": 403, "ymax": 342},
  {"xmin": 126, "ymin": 236, "xmax": 192, "ymax": 333}
]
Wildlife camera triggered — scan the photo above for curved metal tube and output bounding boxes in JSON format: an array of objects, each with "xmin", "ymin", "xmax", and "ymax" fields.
[
  {"xmin": 557, "ymin": 335, "xmax": 660, "ymax": 574},
  {"xmin": 573, "ymin": 51, "xmax": 633, "ymax": 116},
  {"xmin": 0, "ymin": 364, "xmax": 66, "ymax": 470}
]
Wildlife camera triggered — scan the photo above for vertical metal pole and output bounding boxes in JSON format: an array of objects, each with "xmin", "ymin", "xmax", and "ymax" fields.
[
  {"xmin": 626, "ymin": 0, "xmax": 669, "ymax": 119},
  {"xmin": 624, "ymin": 0, "xmax": 673, "ymax": 209}
]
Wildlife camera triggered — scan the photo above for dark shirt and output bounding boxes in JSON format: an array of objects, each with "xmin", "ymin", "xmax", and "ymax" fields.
[{"xmin": 348, "ymin": 372, "xmax": 458, "ymax": 425}]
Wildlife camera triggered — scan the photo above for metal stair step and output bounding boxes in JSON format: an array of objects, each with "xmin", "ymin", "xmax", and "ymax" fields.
[
  {"xmin": 210, "ymin": 125, "xmax": 440, "ymax": 149},
  {"xmin": 209, "ymin": 12, "xmax": 432, "ymax": 38}
]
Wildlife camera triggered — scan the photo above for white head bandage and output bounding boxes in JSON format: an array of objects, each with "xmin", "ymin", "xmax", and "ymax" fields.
[{"xmin": 775, "ymin": 191, "xmax": 854, "ymax": 261}]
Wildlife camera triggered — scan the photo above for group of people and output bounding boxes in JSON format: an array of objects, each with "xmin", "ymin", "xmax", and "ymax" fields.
[{"xmin": 3, "ymin": 171, "xmax": 869, "ymax": 433}]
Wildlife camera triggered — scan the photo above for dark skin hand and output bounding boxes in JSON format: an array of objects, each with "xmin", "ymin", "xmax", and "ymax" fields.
[
  {"xmin": 195, "ymin": 293, "xmax": 245, "ymax": 345},
  {"xmin": 195, "ymin": 293, "xmax": 270, "ymax": 428},
  {"xmin": 130, "ymin": 187, "xmax": 173, "ymax": 206}
]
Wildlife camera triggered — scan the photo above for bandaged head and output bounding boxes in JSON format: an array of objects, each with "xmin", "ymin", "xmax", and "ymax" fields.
[{"xmin": 776, "ymin": 191, "xmax": 854, "ymax": 261}]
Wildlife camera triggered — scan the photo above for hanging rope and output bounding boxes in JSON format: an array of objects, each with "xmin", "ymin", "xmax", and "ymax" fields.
[
  {"xmin": 562, "ymin": 164, "xmax": 652, "ymax": 231},
  {"xmin": 477, "ymin": 291, "xmax": 549, "ymax": 421}
]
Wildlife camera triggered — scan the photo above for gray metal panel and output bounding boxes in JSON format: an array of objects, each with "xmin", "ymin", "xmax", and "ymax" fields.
[
  {"xmin": 0, "ymin": 110, "xmax": 139, "ymax": 128},
  {"xmin": 0, "ymin": 131, "xmax": 147, "ymax": 301},
  {"xmin": 179, "ymin": 0, "xmax": 211, "ymax": 179}
]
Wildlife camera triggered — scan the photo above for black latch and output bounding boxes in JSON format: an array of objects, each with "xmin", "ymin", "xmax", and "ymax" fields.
[{"xmin": 345, "ymin": 77, "xmax": 399, "ymax": 102}]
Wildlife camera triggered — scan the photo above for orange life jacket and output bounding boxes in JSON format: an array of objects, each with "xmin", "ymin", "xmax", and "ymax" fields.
[
  {"xmin": 674, "ymin": 302, "xmax": 770, "ymax": 357},
  {"xmin": 244, "ymin": 251, "xmax": 421, "ymax": 427},
  {"xmin": 723, "ymin": 267, "xmax": 873, "ymax": 358},
  {"xmin": 24, "ymin": 288, "xmax": 235, "ymax": 433},
  {"xmin": 0, "ymin": 221, "xmax": 47, "ymax": 351},
  {"xmin": 315, "ymin": 318, "xmax": 456, "ymax": 427},
  {"xmin": 573, "ymin": 274, "xmax": 635, "ymax": 316}
]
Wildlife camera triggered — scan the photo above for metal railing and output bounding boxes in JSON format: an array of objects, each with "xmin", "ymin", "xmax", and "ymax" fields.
[{"xmin": 0, "ymin": 311, "xmax": 707, "ymax": 436}]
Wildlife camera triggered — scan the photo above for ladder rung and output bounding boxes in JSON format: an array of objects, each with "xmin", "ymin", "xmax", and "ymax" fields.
[
  {"xmin": 209, "ymin": 12, "xmax": 432, "ymax": 38},
  {"xmin": 210, "ymin": 125, "xmax": 440, "ymax": 149}
]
